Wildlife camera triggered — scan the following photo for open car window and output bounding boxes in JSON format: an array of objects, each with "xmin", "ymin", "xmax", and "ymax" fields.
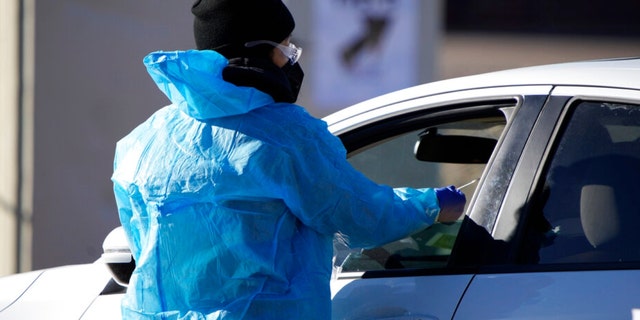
[{"xmin": 333, "ymin": 111, "xmax": 508, "ymax": 273}]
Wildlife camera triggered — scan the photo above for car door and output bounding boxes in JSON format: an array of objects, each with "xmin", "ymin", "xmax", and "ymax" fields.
[
  {"xmin": 329, "ymin": 86, "xmax": 550, "ymax": 320},
  {"xmin": 454, "ymin": 87, "xmax": 640, "ymax": 319}
]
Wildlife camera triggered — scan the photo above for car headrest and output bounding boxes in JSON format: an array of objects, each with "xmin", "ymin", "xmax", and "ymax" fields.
[
  {"xmin": 580, "ymin": 185, "xmax": 620, "ymax": 248},
  {"xmin": 579, "ymin": 156, "xmax": 640, "ymax": 253}
]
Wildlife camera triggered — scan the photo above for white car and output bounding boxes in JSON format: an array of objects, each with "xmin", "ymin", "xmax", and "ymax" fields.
[{"xmin": 3, "ymin": 58, "xmax": 640, "ymax": 319}]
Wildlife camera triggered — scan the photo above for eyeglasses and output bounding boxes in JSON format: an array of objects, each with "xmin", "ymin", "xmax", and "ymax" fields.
[{"xmin": 245, "ymin": 40, "xmax": 302, "ymax": 65}]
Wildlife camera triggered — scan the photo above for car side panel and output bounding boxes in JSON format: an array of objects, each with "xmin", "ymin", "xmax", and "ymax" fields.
[
  {"xmin": 332, "ymin": 274, "xmax": 473, "ymax": 320},
  {"xmin": 0, "ymin": 263, "xmax": 111, "ymax": 320},
  {"xmin": 82, "ymin": 294, "xmax": 124, "ymax": 320},
  {"xmin": 0, "ymin": 270, "xmax": 42, "ymax": 313},
  {"xmin": 454, "ymin": 270, "xmax": 640, "ymax": 319}
]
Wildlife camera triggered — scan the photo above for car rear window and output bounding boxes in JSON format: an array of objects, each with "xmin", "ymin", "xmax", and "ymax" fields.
[{"xmin": 526, "ymin": 101, "xmax": 640, "ymax": 265}]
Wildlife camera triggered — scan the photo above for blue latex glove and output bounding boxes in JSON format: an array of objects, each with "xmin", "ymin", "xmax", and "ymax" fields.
[{"xmin": 435, "ymin": 185, "xmax": 466, "ymax": 222}]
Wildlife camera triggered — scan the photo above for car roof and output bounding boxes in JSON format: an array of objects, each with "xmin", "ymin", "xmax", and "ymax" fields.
[{"xmin": 324, "ymin": 57, "xmax": 640, "ymax": 125}]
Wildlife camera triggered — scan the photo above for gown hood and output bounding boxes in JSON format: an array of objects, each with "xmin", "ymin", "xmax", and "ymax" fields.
[{"xmin": 143, "ymin": 50, "xmax": 274, "ymax": 120}]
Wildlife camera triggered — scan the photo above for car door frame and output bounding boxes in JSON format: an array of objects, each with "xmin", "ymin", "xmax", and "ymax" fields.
[
  {"xmin": 328, "ymin": 85, "xmax": 552, "ymax": 320},
  {"xmin": 493, "ymin": 86, "xmax": 640, "ymax": 264},
  {"xmin": 453, "ymin": 86, "xmax": 640, "ymax": 319}
]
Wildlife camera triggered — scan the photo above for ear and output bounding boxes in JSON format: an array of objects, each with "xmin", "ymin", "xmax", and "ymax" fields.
[{"xmin": 271, "ymin": 47, "xmax": 289, "ymax": 68}]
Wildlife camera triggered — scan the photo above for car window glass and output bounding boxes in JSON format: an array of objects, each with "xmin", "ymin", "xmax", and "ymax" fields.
[
  {"xmin": 526, "ymin": 101, "xmax": 640, "ymax": 264},
  {"xmin": 334, "ymin": 116, "xmax": 506, "ymax": 273}
]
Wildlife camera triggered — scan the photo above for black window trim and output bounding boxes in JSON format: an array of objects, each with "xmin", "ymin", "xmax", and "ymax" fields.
[{"xmin": 448, "ymin": 94, "xmax": 550, "ymax": 269}]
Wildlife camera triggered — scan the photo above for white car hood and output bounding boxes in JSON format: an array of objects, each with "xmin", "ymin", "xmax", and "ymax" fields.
[{"xmin": 0, "ymin": 262, "xmax": 112, "ymax": 320}]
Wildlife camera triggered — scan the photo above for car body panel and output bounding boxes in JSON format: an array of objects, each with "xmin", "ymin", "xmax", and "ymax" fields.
[
  {"xmin": 0, "ymin": 270, "xmax": 42, "ymax": 312},
  {"xmin": 0, "ymin": 263, "xmax": 112, "ymax": 320},
  {"xmin": 331, "ymin": 274, "xmax": 473, "ymax": 320},
  {"xmin": 455, "ymin": 270, "xmax": 640, "ymax": 319},
  {"xmin": 81, "ymin": 294, "xmax": 123, "ymax": 320}
]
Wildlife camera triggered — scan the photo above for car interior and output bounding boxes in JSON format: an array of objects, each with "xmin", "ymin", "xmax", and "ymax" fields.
[{"xmin": 335, "ymin": 113, "xmax": 508, "ymax": 273}]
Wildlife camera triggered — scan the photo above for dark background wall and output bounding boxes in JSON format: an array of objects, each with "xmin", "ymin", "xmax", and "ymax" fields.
[{"xmin": 446, "ymin": 0, "xmax": 640, "ymax": 37}]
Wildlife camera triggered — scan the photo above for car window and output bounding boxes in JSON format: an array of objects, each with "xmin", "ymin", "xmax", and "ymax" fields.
[
  {"xmin": 334, "ymin": 115, "xmax": 507, "ymax": 273},
  {"xmin": 525, "ymin": 101, "xmax": 640, "ymax": 265}
]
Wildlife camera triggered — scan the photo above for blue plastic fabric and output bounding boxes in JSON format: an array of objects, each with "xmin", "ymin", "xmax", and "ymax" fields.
[{"xmin": 112, "ymin": 50, "xmax": 441, "ymax": 320}]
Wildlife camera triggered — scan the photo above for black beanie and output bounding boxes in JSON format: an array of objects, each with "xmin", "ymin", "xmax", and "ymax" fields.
[{"xmin": 192, "ymin": 0, "xmax": 295, "ymax": 57}]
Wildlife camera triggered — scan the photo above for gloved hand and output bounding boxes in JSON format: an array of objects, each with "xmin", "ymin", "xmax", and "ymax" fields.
[{"xmin": 435, "ymin": 185, "xmax": 466, "ymax": 222}]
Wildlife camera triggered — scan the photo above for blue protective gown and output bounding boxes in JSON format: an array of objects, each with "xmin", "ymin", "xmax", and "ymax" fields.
[{"xmin": 112, "ymin": 50, "xmax": 441, "ymax": 320}]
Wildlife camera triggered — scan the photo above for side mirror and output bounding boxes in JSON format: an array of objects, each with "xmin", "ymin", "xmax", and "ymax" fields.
[
  {"xmin": 101, "ymin": 226, "xmax": 134, "ymax": 287},
  {"xmin": 414, "ymin": 128, "xmax": 497, "ymax": 164}
]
